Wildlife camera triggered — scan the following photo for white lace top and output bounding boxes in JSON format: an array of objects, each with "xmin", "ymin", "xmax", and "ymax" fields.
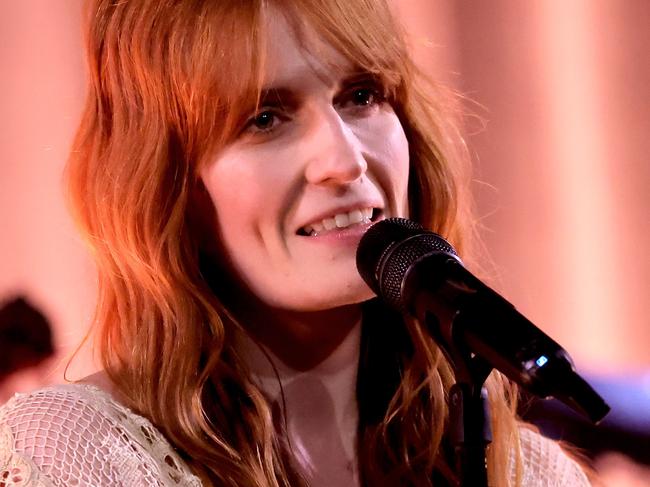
[
  {"xmin": 0, "ymin": 384, "xmax": 591, "ymax": 486},
  {"xmin": 0, "ymin": 384, "xmax": 201, "ymax": 487}
]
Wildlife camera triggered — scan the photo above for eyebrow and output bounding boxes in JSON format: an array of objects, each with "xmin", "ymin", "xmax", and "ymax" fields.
[
  {"xmin": 256, "ymin": 70, "xmax": 380, "ymax": 109},
  {"xmin": 257, "ymin": 87, "xmax": 301, "ymax": 109}
]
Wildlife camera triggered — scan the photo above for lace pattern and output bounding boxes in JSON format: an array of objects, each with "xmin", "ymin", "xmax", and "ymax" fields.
[
  {"xmin": 513, "ymin": 427, "xmax": 591, "ymax": 486},
  {"xmin": 0, "ymin": 385, "xmax": 200, "ymax": 487},
  {"xmin": 0, "ymin": 384, "xmax": 590, "ymax": 486},
  {"xmin": 1, "ymin": 423, "xmax": 54, "ymax": 487}
]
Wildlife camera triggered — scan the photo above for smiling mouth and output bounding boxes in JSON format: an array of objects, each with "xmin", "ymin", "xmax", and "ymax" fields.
[{"xmin": 297, "ymin": 208, "xmax": 382, "ymax": 237}]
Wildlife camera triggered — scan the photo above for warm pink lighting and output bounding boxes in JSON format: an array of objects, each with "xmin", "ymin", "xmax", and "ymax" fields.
[
  {"xmin": 534, "ymin": 2, "xmax": 623, "ymax": 366},
  {"xmin": 413, "ymin": 1, "xmax": 650, "ymax": 374},
  {"xmin": 1, "ymin": 0, "xmax": 648, "ymax": 395}
]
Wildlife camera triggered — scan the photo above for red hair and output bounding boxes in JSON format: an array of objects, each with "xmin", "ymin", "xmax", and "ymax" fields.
[{"xmin": 66, "ymin": 1, "xmax": 521, "ymax": 485}]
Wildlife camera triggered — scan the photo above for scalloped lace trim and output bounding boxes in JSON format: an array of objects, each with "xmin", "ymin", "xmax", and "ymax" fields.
[
  {"xmin": 0, "ymin": 384, "xmax": 201, "ymax": 486},
  {"xmin": 0, "ymin": 424, "xmax": 54, "ymax": 487}
]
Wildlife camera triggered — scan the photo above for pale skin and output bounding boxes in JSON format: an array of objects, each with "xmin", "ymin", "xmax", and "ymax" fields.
[
  {"xmin": 199, "ymin": 8, "xmax": 410, "ymax": 368},
  {"xmin": 84, "ymin": 7, "xmax": 411, "ymax": 486}
]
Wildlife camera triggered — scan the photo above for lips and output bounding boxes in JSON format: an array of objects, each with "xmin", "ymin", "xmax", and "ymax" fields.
[{"xmin": 297, "ymin": 207, "xmax": 382, "ymax": 236}]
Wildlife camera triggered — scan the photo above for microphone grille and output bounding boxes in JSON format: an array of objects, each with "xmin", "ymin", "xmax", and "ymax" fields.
[{"xmin": 357, "ymin": 218, "xmax": 458, "ymax": 310}]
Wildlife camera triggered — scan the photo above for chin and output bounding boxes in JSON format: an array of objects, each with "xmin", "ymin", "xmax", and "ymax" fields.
[
  {"xmin": 257, "ymin": 284, "xmax": 373, "ymax": 313},
  {"xmin": 298, "ymin": 283, "xmax": 376, "ymax": 312}
]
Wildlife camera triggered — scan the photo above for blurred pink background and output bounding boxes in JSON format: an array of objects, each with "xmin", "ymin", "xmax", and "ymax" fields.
[{"xmin": 1, "ymin": 0, "xmax": 648, "ymax": 397}]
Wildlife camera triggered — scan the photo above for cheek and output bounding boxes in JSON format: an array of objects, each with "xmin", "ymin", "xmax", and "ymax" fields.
[
  {"xmin": 200, "ymin": 151, "xmax": 268, "ymax": 227},
  {"xmin": 202, "ymin": 174, "xmax": 245, "ymax": 229},
  {"xmin": 358, "ymin": 111, "xmax": 411, "ymax": 210},
  {"xmin": 388, "ymin": 118, "xmax": 411, "ymax": 192},
  {"xmin": 199, "ymin": 159, "xmax": 261, "ymax": 266},
  {"xmin": 199, "ymin": 163, "xmax": 270, "ymax": 293},
  {"xmin": 198, "ymin": 149, "xmax": 294, "ymax": 279}
]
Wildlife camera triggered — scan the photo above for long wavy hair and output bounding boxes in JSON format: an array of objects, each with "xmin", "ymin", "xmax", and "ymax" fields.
[{"xmin": 67, "ymin": 0, "xmax": 523, "ymax": 485}]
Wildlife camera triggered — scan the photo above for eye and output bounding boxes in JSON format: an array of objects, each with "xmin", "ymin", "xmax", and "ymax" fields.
[
  {"xmin": 337, "ymin": 81, "xmax": 387, "ymax": 114},
  {"xmin": 245, "ymin": 109, "xmax": 284, "ymax": 134},
  {"xmin": 350, "ymin": 87, "xmax": 379, "ymax": 106}
]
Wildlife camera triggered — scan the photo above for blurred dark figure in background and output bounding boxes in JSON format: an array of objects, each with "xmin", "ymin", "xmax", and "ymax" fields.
[{"xmin": 0, "ymin": 297, "xmax": 54, "ymax": 383}]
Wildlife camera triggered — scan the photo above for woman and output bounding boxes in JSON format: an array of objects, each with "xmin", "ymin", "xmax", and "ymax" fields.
[{"xmin": 0, "ymin": 0, "xmax": 591, "ymax": 485}]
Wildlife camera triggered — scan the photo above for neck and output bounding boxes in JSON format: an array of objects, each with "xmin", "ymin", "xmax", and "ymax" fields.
[
  {"xmin": 237, "ymin": 312, "xmax": 362, "ymax": 383},
  {"xmin": 236, "ymin": 317, "xmax": 362, "ymax": 487},
  {"xmin": 204, "ymin": 253, "xmax": 363, "ymax": 370},
  {"xmin": 234, "ymin": 299, "xmax": 363, "ymax": 371}
]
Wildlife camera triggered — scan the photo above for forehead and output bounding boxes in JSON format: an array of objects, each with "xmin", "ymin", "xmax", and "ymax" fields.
[{"xmin": 261, "ymin": 6, "xmax": 355, "ymax": 90}]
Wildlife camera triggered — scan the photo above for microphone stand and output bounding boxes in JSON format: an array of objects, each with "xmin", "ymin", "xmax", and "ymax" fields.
[
  {"xmin": 447, "ymin": 359, "xmax": 493, "ymax": 487},
  {"xmin": 358, "ymin": 219, "xmax": 611, "ymax": 485},
  {"xmin": 414, "ymin": 290, "xmax": 494, "ymax": 487}
]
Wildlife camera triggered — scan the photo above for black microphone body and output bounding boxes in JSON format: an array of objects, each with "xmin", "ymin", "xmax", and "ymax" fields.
[{"xmin": 357, "ymin": 218, "xmax": 609, "ymax": 423}]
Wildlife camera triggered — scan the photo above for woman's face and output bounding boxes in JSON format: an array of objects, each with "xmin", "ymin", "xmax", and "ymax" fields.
[{"xmin": 200, "ymin": 11, "xmax": 410, "ymax": 312}]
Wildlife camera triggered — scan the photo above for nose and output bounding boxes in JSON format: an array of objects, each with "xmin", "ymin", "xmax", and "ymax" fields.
[{"xmin": 304, "ymin": 107, "xmax": 368, "ymax": 186}]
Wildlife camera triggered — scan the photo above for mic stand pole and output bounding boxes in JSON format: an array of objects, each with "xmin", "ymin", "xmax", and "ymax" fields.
[
  {"xmin": 448, "ymin": 379, "xmax": 492, "ymax": 487},
  {"xmin": 416, "ymin": 301, "xmax": 493, "ymax": 487}
]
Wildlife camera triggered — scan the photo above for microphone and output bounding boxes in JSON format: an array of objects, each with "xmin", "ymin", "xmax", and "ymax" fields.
[{"xmin": 356, "ymin": 218, "xmax": 609, "ymax": 423}]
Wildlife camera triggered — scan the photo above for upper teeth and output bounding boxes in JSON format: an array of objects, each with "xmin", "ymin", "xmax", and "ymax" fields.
[{"xmin": 303, "ymin": 207, "xmax": 373, "ymax": 235}]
